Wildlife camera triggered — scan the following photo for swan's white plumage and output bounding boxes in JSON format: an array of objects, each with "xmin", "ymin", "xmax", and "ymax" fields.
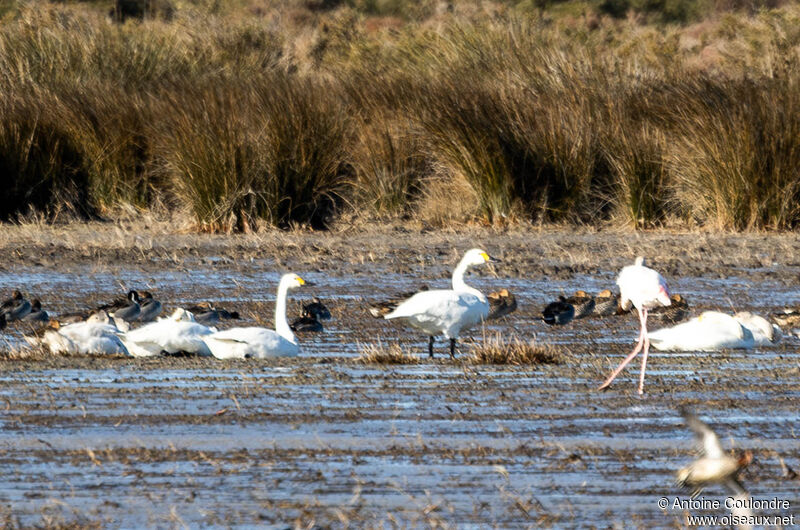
[
  {"xmin": 42, "ymin": 321, "xmax": 129, "ymax": 355},
  {"xmin": 122, "ymin": 319, "xmax": 214, "ymax": 357},
  {"xmin": 205, "ymin": 273, "xmax": 305, "ymax": 360},
  {"xmin": 648, "ymin": 311, "xmax": 754, "ymax": 351},
  {"xmin": 205, "ymin": 326, "xmax": 298, "ymax": 359},
  {"xmin": 733, "ymin": 312, "xmax": 781, "ymax": 346},
  {"xmin": 384, "ymin": 248, "xmax": 493, "ymax": 341},
  {"xmin": 385, "ymin": 290, "xmax": 488, "ymax": 339}
]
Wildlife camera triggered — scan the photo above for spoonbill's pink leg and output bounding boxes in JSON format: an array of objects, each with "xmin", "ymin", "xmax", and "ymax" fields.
[
  {"xmin": 638, "ymin": 308, "xmax": 649, "ymax": 395},
  {"xmin": 598, "ymin": 308, "xmax": 645, "ymax": 391}
]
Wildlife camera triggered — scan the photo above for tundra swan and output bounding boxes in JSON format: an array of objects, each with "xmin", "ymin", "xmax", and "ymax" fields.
[
  {"xmin": 383, "ymin": 248, "xmax": 499, "ymax": 358},
  {"xmin": 205, "ymin": 273, "xmax": 307, "ymax": 359}
]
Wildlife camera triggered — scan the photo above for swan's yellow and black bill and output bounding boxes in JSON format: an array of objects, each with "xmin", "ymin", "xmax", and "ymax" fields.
[{"xmin": 481, "ymin": 252, "xmax": 501, "ymax": 264}]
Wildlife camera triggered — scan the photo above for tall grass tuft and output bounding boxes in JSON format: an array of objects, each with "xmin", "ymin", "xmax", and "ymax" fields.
[
  {"xmin": 467, "ymin": 332, "xmax": 564, "ymax": 366},
  {"xmin": 162, "ymin": 75, "xmax": 353, "ymax": 231},
  {"xmin": 0, "ymin": 87, "xmax": 94, "ymax": 221},
  {"xmin": 668, "ymin": 73, "xmax": 800, "ymax": 230}
]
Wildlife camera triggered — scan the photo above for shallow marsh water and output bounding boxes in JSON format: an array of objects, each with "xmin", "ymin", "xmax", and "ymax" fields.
[{"xmin": 0, "ymin": 228, "xmax": 798, "ymax": 527}]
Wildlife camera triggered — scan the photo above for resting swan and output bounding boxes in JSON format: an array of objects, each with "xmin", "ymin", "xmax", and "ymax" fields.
[
  {"xmin": 384, "ymin": 248, "xmax": 499, "ymax": 358},
  {"xmin": 648, "ymin": 311, "xmax": 754, "ymax": 351},
  {"xmin": 121, "ymin": 308, "xmax": 214, "ymax": 357},
  {"xmin": 25, "ymin": 311, "xmax": 129, "ymax": 355},
  {"xmin": 205, "ymin": 273, "xmax": 307, "ymax": 359}
]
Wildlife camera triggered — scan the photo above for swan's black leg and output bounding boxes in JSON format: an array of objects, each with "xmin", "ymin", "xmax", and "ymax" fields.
[
  {"xmin": 449, "ymin": 338, "xmax": 456, "ymax": 359},
  {"xmin": 428, "ymin": 336, "xmax": 435, "ymax": 358}
]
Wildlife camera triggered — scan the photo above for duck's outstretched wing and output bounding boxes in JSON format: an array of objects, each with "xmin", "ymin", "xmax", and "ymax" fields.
[{"xmin": 680, "ymin": 408, "xmax": 725, "ymax": 459}]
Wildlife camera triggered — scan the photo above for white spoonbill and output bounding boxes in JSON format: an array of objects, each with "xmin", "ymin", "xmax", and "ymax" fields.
[
  {"xmin": 598, "ymin": 256, "xmax": 671, "ymax": 394},
  {"xmin": 204, "ymin": 273, "xmax": 307, "ymax": 359},
  {"xmin": 383, "ymin": 248, "xmax": 500, "ymax": 358}
]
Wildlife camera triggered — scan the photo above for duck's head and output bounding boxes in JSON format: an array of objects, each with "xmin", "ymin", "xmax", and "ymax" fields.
[
  {"xmin": 12, "ymin": 290, "xmax": 23, "ymax": 300},
  {"xmin": 31, "ymin": 299, "xmax": 42, "ymax": 311},
  {"xmin": 127, "ymin": 290, "xmax": 140, "ymax": 303},
  {"xmin": 737, "ymin": 450, "xmax": 753, "ymax": 468},
  {"xmin": 303, "ymin": 298, "xmax": 331, "ymax": 320},
  {"xmin": 463, "ymin": 248, "xmax": 500, "ymax": 267},
  {"xmin": 139, "ymin": 291, "xmax": 154, "ymax": 300},
  {"xmin": 597, "ymin": 289, "xmax": 613, "ymax": 298},
  {"xmin": 574, "ymin": 290, "xmax": 589, "ymax": 297},
  {"xmin": 671, "ymin": 294, "xmax": 684, "ymax": 303}
]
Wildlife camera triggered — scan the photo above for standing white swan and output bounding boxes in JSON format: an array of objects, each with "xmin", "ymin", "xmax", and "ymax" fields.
[
  {"xmin": 384, "ymin": 248, "xmax": 499, "ymax": 358},
  {"xmin": 598, "ymin": 256, "xmax": 671, "ymax": 394},
  {"xmin": 205, "ymin": 273, "xmax": 307, "ymax": 359}
]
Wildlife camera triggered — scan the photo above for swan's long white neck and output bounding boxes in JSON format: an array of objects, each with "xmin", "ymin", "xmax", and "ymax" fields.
[
  {"xmin": 275, "ymin": 278, "xmax": 296, "ymax": 342},
  {"xmin": 451, "ymin": 257, "xmax": 484, "ymax": 298}
]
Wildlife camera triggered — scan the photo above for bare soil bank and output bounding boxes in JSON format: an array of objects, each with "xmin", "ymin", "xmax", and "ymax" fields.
[{"xmin": 2, "ymin": 223, "xmax": 799, "ymax": 282}]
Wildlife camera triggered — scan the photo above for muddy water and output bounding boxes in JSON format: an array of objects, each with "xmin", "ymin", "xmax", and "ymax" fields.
[{"xmin": 0, "ymin": 254, "xmax": 799, "ymax": 527}]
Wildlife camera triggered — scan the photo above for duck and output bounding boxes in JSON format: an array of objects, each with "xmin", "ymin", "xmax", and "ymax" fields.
[
  {"xmin": 383, "ymin": 249, "xmax": 500, "ymax": 358},
  {"xmin": 598, "ymin": 256, "xmax": 672, "ymax": 394},
  {"xmin": 20, "ymin": 300, "xmax": 49, "ymax": 323},
  {"xmin": 121, "ymin": 308, "xmax": 215, "ymax": 357},
  {"xmin": 647, "ymin": 311, "xmax": 754, "ymax": 351},
  {"xmin": 290, "ymin": 298, "xmax": 331, "ymax": 332},
  {"xmin": 566, "ymin": 291, "xmax": 594, "ymax": 318},
  {"xmin": 98, "ymin": 290, "xmax": 141, "ymax": 323},
  {"xmin": 649, "ymin": 294, "xmax": 690, "ymax": 324},
  {"xmin": 1, "ymin": 290, "xmax": 31, "ymax": 321},
  {"xmin": 186, "ymin": 302, "xmax": 241, "ymax": 326},
  {"xmin": 486, "ymin": 289, "xmax": 518, "ymax": 320},
  {"xmin": 676, "ymin": 408, "xmax": 752, "ymax": 499},
  {"xmin": 25, "ymin": 311, "xmax": 129, "ymax": 355},
  {"xmin": 770, "ymin": 307, "xmax": 800, "ymax": 329},
  {"xmin": 733, "ymin": 311, "xmax": 781, "ymax": 346},
  {"xmin": 542, "ymin": 296, "xmax": 575, "ymax": 326},
  {"xmin": 136, "ymin": 291, "xmax": 163, "ymax": 322},
  {"xmin": 204, "ymin": 273, "xmax": 308, "ymax": 359},
  {"xmin": 592, "ymin": 289, "xmax": 618, "ymax": 316}
]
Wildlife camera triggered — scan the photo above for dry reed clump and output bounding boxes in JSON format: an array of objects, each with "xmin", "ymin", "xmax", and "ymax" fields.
[
  {"xmin": 158, "ymin": 74, "xmax": 353, "ymax": 231},
  {"xmin": 356, "ymin": 341, "xmax": 420, "ymax": 364},
  {"xmin": 666, "ymin": 73, "xmax": 800, "ymax": 230},
  {"xmin": 2, "ymin": 2, "xmax": 800, "ymax": 230},
  {"xmin": 467, "ymin": 333, "xmax": 564, "ymax": 366}
]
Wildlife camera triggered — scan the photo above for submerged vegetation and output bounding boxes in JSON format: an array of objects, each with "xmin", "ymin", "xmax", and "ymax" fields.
[{"xmin": 2, "ymin": 0, "xmax": 800, "ymax": 230}]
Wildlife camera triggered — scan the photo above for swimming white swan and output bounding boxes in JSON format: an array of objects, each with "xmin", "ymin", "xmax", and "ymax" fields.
[
  {"xmin": 204, "ymin": 273, "xmax": 307, "ymax": 360},
  {"xmin": 121, "ymin": 308, "xmax": 214, "ymax": 357},
  {"xmin": 26, "ymin": 311, "xmax": 129, "ymax": 355},
  {"xmin": 733, "ymin": 312, "xmax": 781, "ymax": 346},
  {"xmin": 384, "ymin": 248, "xmax": 499, "ymax": 358},
  {"xmin": 648, "ymin": 311, "xmax": 754, "ymax": 351}
]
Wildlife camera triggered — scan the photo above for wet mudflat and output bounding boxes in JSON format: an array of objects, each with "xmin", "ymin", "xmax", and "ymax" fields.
[{"xmin": 0, "ymin": 226, "xmax": 798, "ymax": 527}]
